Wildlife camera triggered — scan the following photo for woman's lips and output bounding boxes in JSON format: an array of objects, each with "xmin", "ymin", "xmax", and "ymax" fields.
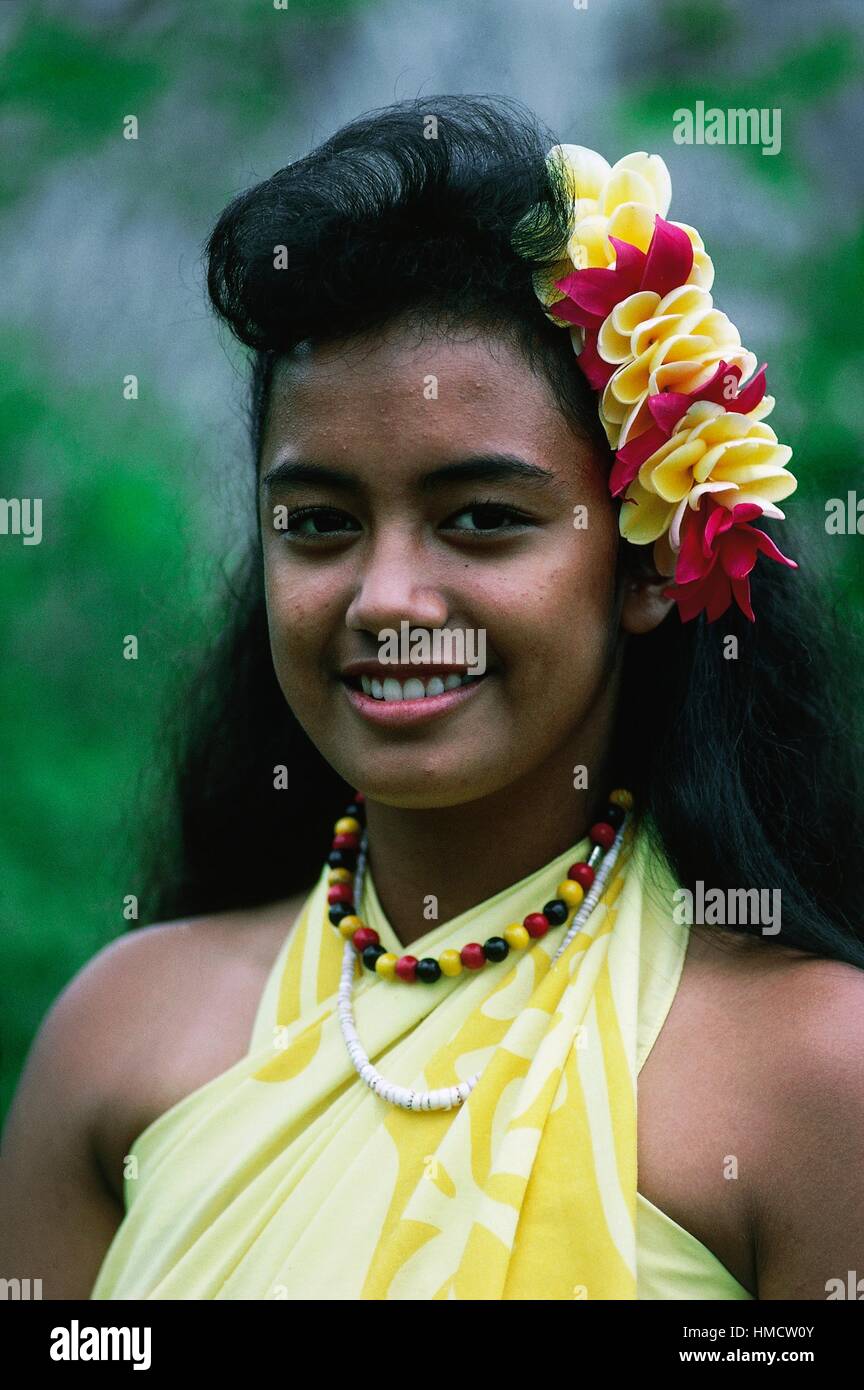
[{"xmin": 340, "ymin": 673, "xmax": 489, "ymax": 726}]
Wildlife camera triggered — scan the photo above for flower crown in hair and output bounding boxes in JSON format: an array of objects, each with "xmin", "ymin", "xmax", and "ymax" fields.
[{"xmin": 526, "ymin": 145, "xmax": 798, "ymax": 623}]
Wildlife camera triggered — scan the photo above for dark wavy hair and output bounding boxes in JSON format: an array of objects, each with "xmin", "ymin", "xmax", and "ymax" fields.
[{"xmin": 135, "ymin": 94, "xmax": 864, "ymax": 968}]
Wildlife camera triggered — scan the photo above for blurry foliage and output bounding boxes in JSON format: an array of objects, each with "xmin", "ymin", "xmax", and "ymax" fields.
[
  {"xmin": 2, "ymin": 0, "xmax": 863, "ymax": 1122},
  {"xmin": 0, "ymin": 19, "xmax": 164, "ymax": 203},
  {"xmin": 0, "ymin": 0, "xmax": 371, "ymax": 204},
  {"xmin": 0, "ymin": 323, "xmax": 214, "ymax": 1114},
  {"xmin": 657, "ymin": 0, "xmax": 741, "ymax": 50},
  {"xmin": 626, "ymin": 29, "xmax": 860, "ymax": 189}
]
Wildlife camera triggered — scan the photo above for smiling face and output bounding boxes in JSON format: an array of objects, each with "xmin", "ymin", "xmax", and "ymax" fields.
[{"xmin": 258, "ymin": 315, "xmax": 669, "ymax": 809}]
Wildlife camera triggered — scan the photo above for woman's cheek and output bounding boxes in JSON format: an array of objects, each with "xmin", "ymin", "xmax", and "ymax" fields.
[{"xmin": 267, "ymin": 565, "xmax": 333, "ymax": 637}]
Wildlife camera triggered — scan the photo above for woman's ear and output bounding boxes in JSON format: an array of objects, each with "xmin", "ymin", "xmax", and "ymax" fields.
[{"xmin": 618, "ymin": 549, "xmax": 677, "ymax": 635}]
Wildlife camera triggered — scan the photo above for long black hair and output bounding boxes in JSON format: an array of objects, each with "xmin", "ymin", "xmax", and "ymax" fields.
[{"xmin": 137, "ymin": 94, "xmax": 864, "ymax": 968}]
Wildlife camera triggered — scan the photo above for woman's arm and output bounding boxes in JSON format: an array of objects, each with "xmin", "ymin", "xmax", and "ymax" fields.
[
  {"xmin": 0, "ymin": 942, "xmax": 133, "ymax": 1300},
  {"xmin": 1, "ymin": 901, "xmax": 302, "ymax": 1300},
  {"xmin": 753, "ymin": 960, "xmax": 864, "ymax": 1300}
]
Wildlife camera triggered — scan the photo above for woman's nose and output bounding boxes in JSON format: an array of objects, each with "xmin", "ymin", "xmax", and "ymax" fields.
[{"xmin": 344, "ymin": 536, "xmax": 449, "ymax": 636}]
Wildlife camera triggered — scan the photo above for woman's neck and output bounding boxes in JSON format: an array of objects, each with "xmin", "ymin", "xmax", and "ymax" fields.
[{"xmin": 361, "ymin": 728, "xmax": 619, "ymax": 950}]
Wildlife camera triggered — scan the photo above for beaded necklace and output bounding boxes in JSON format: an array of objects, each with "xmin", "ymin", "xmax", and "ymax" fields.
[{"xmin": 326, "ymin": 789, "xmax": 634, "ymax": 1111}]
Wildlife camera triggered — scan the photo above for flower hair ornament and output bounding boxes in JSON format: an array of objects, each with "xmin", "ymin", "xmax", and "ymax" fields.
[{"xmin": 520, "ymin": 146, "xmax": 798, "ymax": 623}]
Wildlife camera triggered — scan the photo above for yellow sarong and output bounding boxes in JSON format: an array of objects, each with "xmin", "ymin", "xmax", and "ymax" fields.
[{"xmin": 91, "ymin": 816, "xmax": 692, "ymax": 1300}]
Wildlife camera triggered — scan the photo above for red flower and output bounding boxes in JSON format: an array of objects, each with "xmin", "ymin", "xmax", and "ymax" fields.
[
  {"xmin": 551, "ymin": 216, "xmax": 695, "ymax": 390},
  {"xmin": 663, "ymin": 497, "xmax": 798, "ymax": 623}
]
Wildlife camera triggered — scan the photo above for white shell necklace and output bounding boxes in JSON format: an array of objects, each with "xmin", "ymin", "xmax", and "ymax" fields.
[{"xmin": 330, "ymin": 793, "xmax": 633, "ymax": 1112}]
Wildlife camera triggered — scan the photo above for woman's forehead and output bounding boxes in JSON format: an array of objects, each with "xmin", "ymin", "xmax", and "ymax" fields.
[
  {"xmin": 273, "ymin": 321, "xmax": 533, "ymax": 387},
  {"xmin": 263, "ymin": 325, "xmax": 563, "ymax": 452}
]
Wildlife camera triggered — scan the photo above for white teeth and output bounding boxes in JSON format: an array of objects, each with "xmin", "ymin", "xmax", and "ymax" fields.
[{"xmin": 355, "ymin": 672, "xmax": 482, "ymax": 701}]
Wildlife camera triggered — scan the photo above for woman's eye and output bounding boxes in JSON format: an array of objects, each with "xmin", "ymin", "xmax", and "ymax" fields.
[
  {"xmin": 444, "ymin": 502, "xmax": 533, "ymax": 534},
  {"xmin": 279, "ymin": 507, "xmax": 361, "ymax": 540},
  {"xmin": 276, "ymin": 500, "xmax": 533, "ymax": 544}
]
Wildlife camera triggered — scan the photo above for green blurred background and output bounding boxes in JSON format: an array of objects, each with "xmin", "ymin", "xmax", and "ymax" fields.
[{"xmin": 2, "ymin": 0, "xmax": 863, "ymax": 1122}]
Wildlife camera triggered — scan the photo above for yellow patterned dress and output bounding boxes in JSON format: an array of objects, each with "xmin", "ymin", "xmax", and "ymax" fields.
[{"xmin": 91, "ymin": 818, "xmax": 753, "ymax": 1300}]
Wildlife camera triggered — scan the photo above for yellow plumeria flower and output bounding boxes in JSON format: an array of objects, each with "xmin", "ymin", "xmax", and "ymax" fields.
[
  {"xmin": 618, "ymin": 400, "xmax": 797, "ymax": 549},
  {"xmin": 533, "ymin": 146, "xmax": 713, "ymax": 320},
  {"xmin": 597, "ymin": 283, "xmax": 757, "ymax": 450}
]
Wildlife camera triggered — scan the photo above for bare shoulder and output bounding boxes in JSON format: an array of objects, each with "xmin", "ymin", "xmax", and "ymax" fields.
[
  {"xmin": 6, "ymin": 898, "xmax": 300, "ymax": 1130},
  {"xmin": 638, "ymin": 923, "xmax": 864, "ymax": 1299},
  {"xmin": 747, "ymin": 948, "xmax": 864, "ymax": 1116},
  {"xmin": 76, "ymin": 890, "xmax": 309, "ymax": 1197},
  {"xmin": 59, "ymin": 891, "xmax": 309, "ymax": 1075},
  {"xmin": 766, "ymin": 949, "xmax": 864, "ymax": 1044},
  {"xmin": 0, "ymin": 891, "xmax": 308, "ymax": 1297},
  {"xmin": 683, "ymin": 925, "xmax": 864, "ymax": 1104},
  {"xmin": 733, "ymin": 945, "xmax": 864, "ymax": 1299}
]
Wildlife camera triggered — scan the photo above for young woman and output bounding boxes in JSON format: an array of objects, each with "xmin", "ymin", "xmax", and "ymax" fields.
[{"xmin": 2, "ymin": 94, "xmax": 863, "ymax": 1302}]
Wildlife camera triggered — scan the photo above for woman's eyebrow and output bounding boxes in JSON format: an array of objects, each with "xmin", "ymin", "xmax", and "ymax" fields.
[{"xmin": 260, "ymin": 454, "xmax": 564, "ymax": 494}]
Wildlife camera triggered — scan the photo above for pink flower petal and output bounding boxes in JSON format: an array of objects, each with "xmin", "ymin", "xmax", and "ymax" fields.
[
  {"xmin": 661, "ymin": 578, "xmax": 696, "ymax": 620},
  {"xmin": 705, "ymin": 570, "xmax": 734, "ymax": 622},
  {"xmin": 556, "ymin": 266, "xmax": 625, "ymax": 318},
  {"xmin": 578, "ymin": 334, "xmax": 615, "ymax": 390},
  {"xmin": 732, "ymin": 364, "xmax": 767, "ymax": 415},
  {"xmin": 730, "ymin": 575, "xmax": 756, "ymax": 622},
  {"xmin": 607, "ymin": 236, "xmax": 649, "ymax": 279},
  {"xmin": 549, "ymin": 281, "xmax": 596, "ymax": 329},
  {"xmin": 664, "ymin": 565, "xmax": 731, "ymax": 622},
  {"xmin": 753, "ymin": 528, "xmax": 799, "ymax": 569},
  {"xmin": 703, "ymin": 502, "xmax": 734, "ymax": 551},
  {"xmin": 609, "ymin": 426, "xmax": 666, "ymax": 495},
  {"xmin": 647, "ymin": 388, "xmax": 695, "ymax": 434},
  {"xmin": 721, "ymin": 528, "xmax": 760, "ymax": 579},
  {"xmin": 695, "ymin": 360, "xmax": 741, "ymax": 406},
  {"xmin": 641, "ymin": 217, "xmax": 694, "ymax": 299},
  {"xmin": 729, "ymin": 501, "xmax": 764, "ymax": 525},
  {"xmin": 675, "ymin": 514, "xmax": 717, "ymax": 583},
  {"xmin": 556, "ymin": 237, "xmax": 647, "ymax": 321}
]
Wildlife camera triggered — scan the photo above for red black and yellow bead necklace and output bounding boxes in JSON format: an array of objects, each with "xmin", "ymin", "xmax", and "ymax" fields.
[{"xmin": 327, "ymin": 789, "xmax": 635, "ymax": 1111}]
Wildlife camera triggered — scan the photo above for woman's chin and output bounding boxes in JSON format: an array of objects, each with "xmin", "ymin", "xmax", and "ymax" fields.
[{"xmin": 337, "ymin": 762, "xmax": 509, "ymax": 811}]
